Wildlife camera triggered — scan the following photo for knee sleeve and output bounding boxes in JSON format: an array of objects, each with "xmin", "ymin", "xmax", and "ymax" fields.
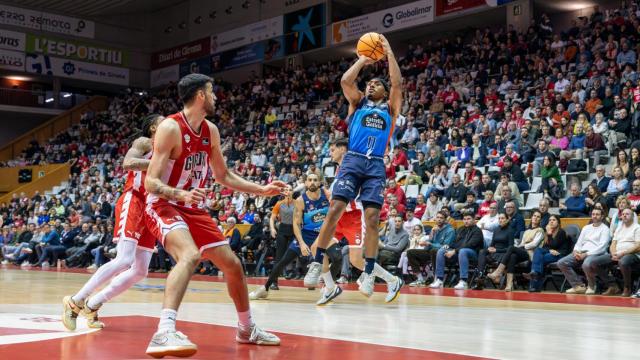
[{"xmin": 327, "ymin": 244, "xmax": 343, "ymax": 279}]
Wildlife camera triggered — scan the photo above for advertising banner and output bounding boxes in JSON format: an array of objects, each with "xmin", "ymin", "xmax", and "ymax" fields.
[
  {"xmin": 220, "ymin": 42, "xmax": 265, "ymax": 69},
  {"xmin": 0, "ymin": 48, "xmax": 24, "ymax": 71},
  {"xmin": 25, "ymin": 53, "xmax": 129, "ymax": 86},
  {"xmin": 0, "ymin": 4, "xmax": 95, "ymax": 38},
  {"xmin": 435, "ymin": 0, "xmax": 486, "ymax": 16},
  {"xmin": 179, "ymin": 55, "xmax": 212, "ymax": 78},
  {"xmin": 0, "ymin": 29, "xmax": 25, "ymax": 51},
  {"xmin": 151, "ymin": 37, "xmax": 210, "ymax": 69},
  {"xmin": 26, "ymin": 34, "xmax": 128, "ymax": 67},
  {"xmin": 150, "ymin": 64, "xmax": 179, "ymax": 88},
  {"xmin": 283, "ymin": 4, "xmax": 325, "ymax": 55},
  {"xmin": 211, "ymin": 16, "xmax": 283, "ymax": 54},
  {"xmin": 331, "ymin": 0, "xmax": 434, "ymax": 45}
]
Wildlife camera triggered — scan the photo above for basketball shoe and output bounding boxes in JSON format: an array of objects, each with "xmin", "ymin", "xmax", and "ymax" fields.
[
  {"xmin": 62, "ymin": 296, "xmax": 83, "ymax": 331},
  {"xmin": 316, "ymin": 285, "xmax": 343, "ymax": 306},
  {"xmin": 358, "ymin": 272, "xmax": 375, "ymax": 297},
  {"xmin": 236, "ymin": 324, "xmax": 281, "ymax": 345},
  {"xmin": 81, "ymin": 301, "xmax": 105, "ymax": 329},
  {"xmin": 303, "ymin": 262, "xmax": 322, "ymax": 288},
  {"xmin": 249, "ymin": 287, "xmax": 269, "ymax": 300},
  {"xmin": 146, "ymin": 330, "xmax": 197, "ymax": 358}
]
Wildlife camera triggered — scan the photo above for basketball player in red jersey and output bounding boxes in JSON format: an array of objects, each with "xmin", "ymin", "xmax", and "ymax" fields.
[
  {"xmin": 314, "ymin": 138, "xmax": 402, "ymax": 305},
  {"xmin": 144, "ymin": 74, "xmax": 287, "ymax": 358},
  {"xmin": 62, "ymin": 114, "xmax": 164, "ymax": 331}
]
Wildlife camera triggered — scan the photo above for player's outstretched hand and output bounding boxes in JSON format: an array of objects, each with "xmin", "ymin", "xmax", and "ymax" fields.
[
  {"xmin": 357, "ymin": 55, "xmax": 376, "ymax": 66},
  {"xmin": 261, "ymin": 180, "xmax": 289, "ymax": 197},
  {"xmin": 184, "ymin": 188, "xmax": 206, "ymax": 204},
  {"xmin": 379, "ymin": 34, "xmax": 392, "ymax": 57}
]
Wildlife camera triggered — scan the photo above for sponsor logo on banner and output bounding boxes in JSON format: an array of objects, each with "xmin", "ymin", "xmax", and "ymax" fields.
[
  {"xmin": 179, "ymin": 55, "xmax": 212, "ymax": 78},
  {"xmin": 26, "ymin": 34, "xmax": 127, "ymax": 66},
  {"xmin": 332, "ymin": 0, "xmax": 434, "ymax": 44},
  {"xmin": 26, "ymin": 53, "xmax": 129, "ymax": 86},
  {"xmin": 211, "ymin": 16, "xmax": 283, "ymax": 54},
  {"xmin": 220, "ymin": 42, "xmax": 265, "ymax": 69},
  {"xmin": 0, "ymin": 48, "xmax": 24, "ymax": 71},
  {"xmin": 283, "ymin": 4, "xmax": 325, "ymax": 55},
  {"xmin": 0, "ymin": 4, "xmax": 95, "ymax": 38},
  {"xmin": 0, "ymin": 29, "xmax": 25, "ymax": 51},
  {"xmin": 150, "ymin": 64, "xmax": 179, "ymax": 88},
  {"xmin": 151, "ymin": 37, "xmax": 210, "ymax": 69},
  {"xmin": 435, "ymin": 0, "xmax": 486, "ymax": 16}
]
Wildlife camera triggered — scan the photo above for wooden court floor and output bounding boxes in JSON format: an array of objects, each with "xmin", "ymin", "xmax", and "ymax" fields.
[{"xmin": 0, "ymin": 266, "xmax": 639, "ymax": 359}]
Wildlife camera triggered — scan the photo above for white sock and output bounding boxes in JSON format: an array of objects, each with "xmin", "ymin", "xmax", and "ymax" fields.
[
  {"xmin": 86, "ymin": 294, "xmax": 106, "ymax": 310},
  {"xmin": 321, "ymin": 271, "xmax": 335, "ymax": 291},
  {"xmin": 238, "ymin": 310, "xmax": 255, "ymax": 328},
  {"xmin": 416, "ymin": 273, "xmax": 424, "ymax": 282},
  {"xmin": 158, "ymin": 309, "xmax": 177, "ymax": 333},
  {"xmin": 372, "ymin": 263, "xmax": 396, "ymax": 283},
  {"xmin": 73, "ymin": 240, "xmax": 136, "ymax": 303}
]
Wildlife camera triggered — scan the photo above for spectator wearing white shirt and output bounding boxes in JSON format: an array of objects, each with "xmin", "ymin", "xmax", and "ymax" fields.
[
  {"xmin": 421, "ymin": 192, "xmax": 444, "ymax": 221},
  {"xmin": 231, "ymin": 191, "xmax": 245, "ymax": 211},
  {"xmin": 557, "ymin": 208, "xmax": 611, "ymax": 295},
  {"xmin": 497, "ymin": 75, "xmax": 513, "ymax": 96},
  {"xmin": 477, "ymin": 204, "xmax": 500, "ymax": 247},
  {"xmin": 401, "ymin": 121, "xmax": 419, "ymax": 144},
  {"xmin": 553, "ymin": 73, "xmax": 570, "ymax": 93},
  {"xmin": 250, "ymin": 148, "xmax": 267, "ymax": 168}
]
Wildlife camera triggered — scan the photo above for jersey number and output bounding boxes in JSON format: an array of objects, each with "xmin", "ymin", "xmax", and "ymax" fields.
[{"xmin": 366, "ymin": 136, "xmax": 377, "ymax": 153}]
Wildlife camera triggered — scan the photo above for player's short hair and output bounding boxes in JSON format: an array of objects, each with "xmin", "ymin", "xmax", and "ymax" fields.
[
  {"xmin": 332, "ymin": 138, "xmax": 348, "ymax": 149},
  {"xmin": 178, "ymin": 73, "xmax": 213, "ymax": 103}
]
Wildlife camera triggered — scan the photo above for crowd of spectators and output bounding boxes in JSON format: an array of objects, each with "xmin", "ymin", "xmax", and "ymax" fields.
[{"xmin": 2, "ymin": 3, "xmax": 640, "ymax": 297}]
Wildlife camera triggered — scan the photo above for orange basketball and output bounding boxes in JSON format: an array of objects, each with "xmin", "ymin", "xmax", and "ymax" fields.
[{"xmin": 357, "ymin": 32, "xmax": 385, "ymax": 61}]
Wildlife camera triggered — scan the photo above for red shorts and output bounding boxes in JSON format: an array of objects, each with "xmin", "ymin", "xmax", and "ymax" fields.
[
  {"xmin": 113, "ymin": 191, "xmax": 156, "ymax": 252},
  {"xmin": 335, "ymin": 209, "xmax": 364, "ymax": 246},
  {"xmin": 145, "ymin": 203, "xmax": 226, "ymax": 253}
]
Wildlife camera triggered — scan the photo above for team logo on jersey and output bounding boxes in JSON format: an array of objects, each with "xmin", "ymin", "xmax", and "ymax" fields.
[
  {"xmin": 184, "ymin": 134, "xmax": 191, "ymax": 143},
  {"xmin": 312, "ymin": 212, "xmax": 326, "ymax": 223},
  {"xmin": 361, "ymin": 112, "xmax": 386, "ymax": 130},
  {"xmin": 202, "ymin": 138, "xmax": 209, "ymax": 145}
]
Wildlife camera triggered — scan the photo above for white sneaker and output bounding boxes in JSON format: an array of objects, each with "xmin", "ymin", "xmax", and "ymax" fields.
[
  {"xmin": 236, "ymin": 324, "xmax": 280, "ymax": 345},
  {"xmin": 385, "ymin": 276, "xmax": 404, "ymax": 303},
  {"xmin": 249, "ymin": 287, "xmax": 269, "ymax": 300},
  {"xmin": 1, "ymin": 260, "xmax": 8, "ymax": 265},
  {"xmin": 336, "ymin": 276, "xmax": 348, "ymax": 284},
  {"xmin": 358, "ymin": 272, "xmax": 375, "ymax": 297},
  {"xmin": 42, "ymin": 261, "xmax": 50, "ymax": 268},
  {"xmin": 86, "ymin": 264, "xmax": 97, "ymax": 270},
  {"xmin": 429, "ymin": 279, "xmax": 444, "ymax": 288},
  {"xmin": 454, "ymin": 280, "xmax": 468, "ymax": 290},
  {"xmin": 356, "ymin": 272, "xmax": 365, "ymax": 286},
  {"xmin": 146, "ymin": 330, "xmax": 197, "ymax": 358},
  {"xmin": 20, "ymin": 261, "xmax": 31, "ymax": 267},
  {"xmin": 316, "ymin": 286, "xmax": 343, "ymax": 306},
  {"xmin": 303, "ymin": 262, "xmax": 322, "ymax": 288},
  {"xmin": 585, "ymin": 286, "xmax": 596, "ymax": 295}
]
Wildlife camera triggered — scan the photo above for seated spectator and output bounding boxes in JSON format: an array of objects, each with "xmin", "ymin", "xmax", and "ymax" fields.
[
  {"xmin": 538, "ymin": 199, "xmax": 551, "ymax": 228},
  {"xmin": 424, "ymin": 164, "xmax": 450, "ymax": 197},
  {"xmin": 413, "ymin": 194, "xmax": 427, "ymax": 219},
  {"xmin": 380, "ymin": 195, "xmax": 406, "ymax": 222},
  {"xmin": 539, "ymin": 155, "xmax": 563, "ymax": 201},
  {"xmin": 378, "ymin": 215, "xmax": 409, "ymax": 268},
  {"xmin": 609, "ymin": 197, "xmax": 638, "ymax": 237},
  {"xmin": 421, "ymin": 192, "xmax": 444, "ymax": 221},
  {"xmin": 488, "ymin": 210, "xmax": 545, "ymax": 291},
  {"xmin": 628, "ymin": 180, "xmax": 640, "ymax": 211},
  {"xmin": 557, "ymin": 208, "xmax": 611, "ymax": 294},
  {"xmin": 444, "ymin": 174, "xmax": 467, "ymax": 212},
  {"xmin": 477, "ymin": 190, "xmax": 497, "ymax": 218},
  {"xmin": 429, "ymin": 212, "xmax": 484, "ymax": 290},
  {"xmin": 494, "ymin": 174, "xmax": 521, "ymax": 206},
  {"xmin": 533, "ymin": 140, "xmax": 553, "ymax": 177},
  {"xmin": 473, "ymin": 212, "xmax": 511, "ymax": 290},
  {"xmin": 385, "ymin": 179, "xmax": 406, "ymax": 206},
  {"xmin": 504, "ymin": 201, "xmax": 525, "ymax": 240},
  {"xmin": 560, "ymin": 183, "xmax": 588, "ymax": 217},
  {"xmin": 225, "ymin": 217, "xmax": 243, "ymax": 253},
  {"xmin": 496, "ymin": 144, "xmax": 520, "ymax": 168},
  {"xmin": 454, "ymin": 193, "xmax": 479, "ymax": 219},
  {"xmin": 408, "ymin": 211, "xmax": 456, "ymax": 287},
  {"xmin": 583, "ymin": 127, "xmax": 608, "ymax": 169},
  {"xmin": 560, "ymin": 124, "xmax": 586, "ymax": 163},
  {"xmin": 584, "ymin": 183, "xmax": 607, "ymax": 216},
  {"xmin": 496, "ymin": 186, "xmax": 520, "ymax": 210},
  {"xmin": 398, "ymin": 224, "xmax": 427, "ymax": 277},
  {"xmin": 549, "ymin": 128, "xmax": 569, "ymax": 156},
  {"xmin": 527, "ymin": 215, "xmax": 572, "ymax": 292},
  {"xmin": 590, "ymin": 165, "xmax": 611, "ymax": 193},
  {"xmin": 604, "ymin": 166, "xmax": 628, "ymax": 208},
  {"xmin": 499, "ymin": 157, "xmax": 529, "ymax": 192},
  {"xmin": 403, "ymin": 209, "xmax": 422, "ymax": 234}
]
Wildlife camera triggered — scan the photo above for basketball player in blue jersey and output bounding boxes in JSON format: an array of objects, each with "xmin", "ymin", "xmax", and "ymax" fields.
[
  {"xmin": 249, "ymin": 174, "xmax": 343, "ymax": 301},
  {"xmin": 305, "ymin": 34, "xmax": 403, "ymax": 298}
]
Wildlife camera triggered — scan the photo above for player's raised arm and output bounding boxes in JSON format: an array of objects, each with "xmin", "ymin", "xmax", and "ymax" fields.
[
  {"xmin": 379, "ymin": 34, "xmax": 402, "ymax": 118},
  {"xmin": 341, "ymin": 56, "xmax": 373, "ymax": 109},
  {"xmin": 208, "ymin": 121, "xmax": 286, "ymax": 196},
  {"xmin": 122, "ymin": 137, "xmax": 152, "ymax": 171},
  {"xmin": 144, "ymin": 120, "xmax": 193, "ymax": 203}
]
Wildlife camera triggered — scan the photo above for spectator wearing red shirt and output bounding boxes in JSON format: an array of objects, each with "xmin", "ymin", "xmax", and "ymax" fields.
[
  {"xmin": 380, "ymin": 194, "xmax": 406, "ymax": 222},
  {"xmin": 413, "ymin": 194, "xmax": 427, "ymax": 219},
  {"xmin": 392, "ymin": 147, "xmax": 409, "ymax": 170},
  {"xmin": 385, "ymin": 179, "xmax": 406, "ymax": 206},
  {"xmin": 384, "ymin": 155, "xmax": 396, "ymax": 179},
  {"xmin": 477, "ymin": 190, "xmax": 497, "ymax": 218}
]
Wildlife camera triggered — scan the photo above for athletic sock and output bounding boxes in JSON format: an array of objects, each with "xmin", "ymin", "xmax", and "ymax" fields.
[
  {"xmin": 86, "ymin": 294, "xmax": 106, "ymax": 310},
  {"xmin": 71, "ymin": 295, "xmax": 84, "ymax": 307},
  {"xmin": 237, "ymin": 310, "xmax": 255, "ymax": 328},
  {"xmin": 158, "ymin": 309, "xmax": 177, "ymax": 333},
  {"xmin": 372, "ymin": 263, "xmax": 396, "ymax": 283},
  {"xmin": 314, "ymin": 248, "xmax": 326, "ymax": 263},
  {"xmin": 321, "ymin": 271, "xmax": 335, "ymax": 291},
  {"xmin": 364, "ymin": 258, "xmax": 376, "ymax": 274}
]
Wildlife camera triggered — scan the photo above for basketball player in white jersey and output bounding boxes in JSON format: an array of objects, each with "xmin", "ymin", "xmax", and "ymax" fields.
[
  {"xmin": 144, "ymin": 74, "xmax": 287, "ymax": 358},
  {"xmin": 62, "ymin": 114, "xmax": 164, "ymax": 331}
]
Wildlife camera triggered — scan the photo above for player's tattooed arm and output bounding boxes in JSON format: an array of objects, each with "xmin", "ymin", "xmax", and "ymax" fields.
[
  {"xmin": 144, "ymin": 119, "xmax": 188, "ymax": 202},
  {"xmin": 123, "ymin": 137, "xmax": 152, "ymax": 171},
  {"xmin": 145, "ymin": 178, "xmax": 186, "ymax": 202}
]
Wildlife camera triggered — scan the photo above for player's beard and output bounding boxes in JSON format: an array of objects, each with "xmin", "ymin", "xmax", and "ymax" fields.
[
  {"xmin": 308, "ymin": 184, "xmax": 319, "ymax": 192},
  {"xmin": 204, "ymin": 98, "xmax": 216, "ymax": 116}
]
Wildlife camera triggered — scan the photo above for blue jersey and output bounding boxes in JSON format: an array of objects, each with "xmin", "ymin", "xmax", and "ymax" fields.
[
  {"xmin": 302, "ymin": 190, "xmax": 329, "ymax": 234},
  {"xmin": 347, "ymin": 98, "xmax": 394, "ymax": 158}
]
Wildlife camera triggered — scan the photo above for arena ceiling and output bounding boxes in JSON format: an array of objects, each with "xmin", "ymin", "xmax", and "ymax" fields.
[{"xmin": 0, "ymin": 0, "xmax": 186, "ymax": 17}]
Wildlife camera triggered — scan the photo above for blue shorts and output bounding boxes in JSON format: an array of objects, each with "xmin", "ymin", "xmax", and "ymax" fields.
[
  {"xmin": 333, "ymin": 152, "xmax": 386, "ymax": 207},
  {"xmin": 289, "ymin": 230, "xmax": 317, "ymax": 255}
]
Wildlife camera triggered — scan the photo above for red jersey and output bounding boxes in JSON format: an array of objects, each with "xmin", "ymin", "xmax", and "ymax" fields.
[
  {"xmin": 123, "ymin": 152, "xmax": 151, "ymax": 196},
  {"xmin": 146, "ymin": 112, "xmax": 212, "ymax": 210}
]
